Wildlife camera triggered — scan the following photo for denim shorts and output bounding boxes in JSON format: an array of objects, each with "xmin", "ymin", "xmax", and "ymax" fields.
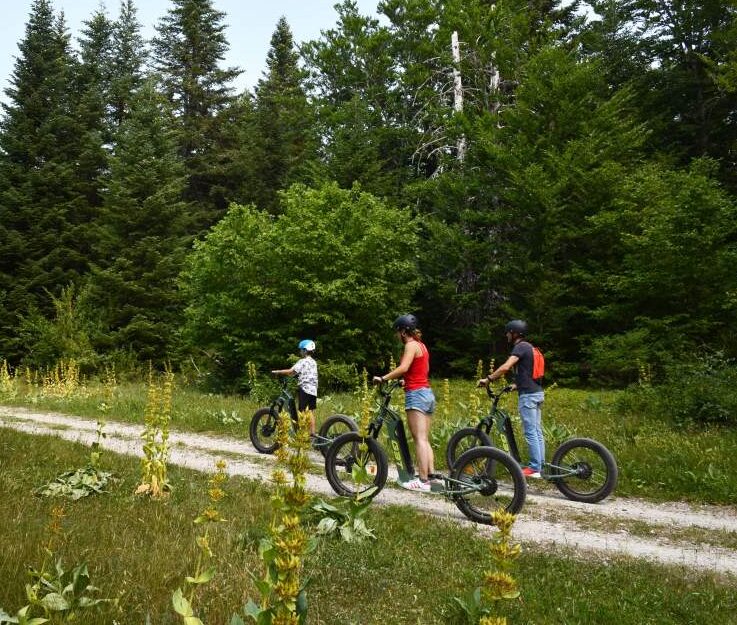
[{"xmin": 404, "ymin": 387, "xmax": 436, "ymax": 415}]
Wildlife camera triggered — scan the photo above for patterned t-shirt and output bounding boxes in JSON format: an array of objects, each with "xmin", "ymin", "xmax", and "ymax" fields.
[{"xmin": 292, "ymin": 356, "xmax": 318, "ymax": 396}]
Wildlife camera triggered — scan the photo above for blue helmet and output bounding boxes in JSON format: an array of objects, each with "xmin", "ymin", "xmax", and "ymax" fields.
[{"xmin": 298, "ymin": 339, "xmax": 316, "ymax": 352}]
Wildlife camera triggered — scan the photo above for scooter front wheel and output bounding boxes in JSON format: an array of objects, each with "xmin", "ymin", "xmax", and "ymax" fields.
[
  {"xmin": 450, "ymin": 446, "xmax": 526, "ymax": 523},
  {"xmin": 324, "ymin": 432, "xmax": 388, "ymax": 498}
]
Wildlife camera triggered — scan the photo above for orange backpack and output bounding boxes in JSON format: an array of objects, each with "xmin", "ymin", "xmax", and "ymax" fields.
[{"xmin": 532, "ymin": 345, "xmax": 545, "ymax": 380}]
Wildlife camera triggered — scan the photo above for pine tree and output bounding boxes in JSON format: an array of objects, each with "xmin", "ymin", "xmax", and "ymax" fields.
[
  {"xmin": 303, "ymin": 2, "xmax": 413, "ymax": 198},
  {"xmin": 152, "ymin": 0, "xmax": 241, "ymax": 229}
]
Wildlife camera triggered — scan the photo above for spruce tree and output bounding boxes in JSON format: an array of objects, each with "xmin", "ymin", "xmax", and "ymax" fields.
[
  {"xmin": 0, "ymin": 1, "xmax": 88, "ymax": 361},
  {"xmin": 252, "ymin": 17, "xmax": 318, "ymax": 213},
  {"xmin": 85, "ymin": 80, "xmax": 191, "ymax": 362},
  {"xmin": 152, "ymin": 0, "xmax": 241, "ymax": 229},
  {"xmin": 110, "ymin": 0, "xmax": 147, "ymax": 130}
]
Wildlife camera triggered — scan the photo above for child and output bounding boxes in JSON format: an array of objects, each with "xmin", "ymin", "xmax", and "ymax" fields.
[{"xmin": 272, "ymin": 339, "xmax": 318, "ymax": 435}]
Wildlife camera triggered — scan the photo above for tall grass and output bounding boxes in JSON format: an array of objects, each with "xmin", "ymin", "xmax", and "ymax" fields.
[{"xmin": 0, "ymin": 430, "xmax": 734, "ymax": 624}]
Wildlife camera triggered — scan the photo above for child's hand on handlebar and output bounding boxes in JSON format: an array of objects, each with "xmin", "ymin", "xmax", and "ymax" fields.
[
  {"xmin": 372, "ymin": 376, "xmax": 384, "ymax": 385},
  {"xmin": 477, "ymin": 377, "xmax": 490, "ymax": 388}
]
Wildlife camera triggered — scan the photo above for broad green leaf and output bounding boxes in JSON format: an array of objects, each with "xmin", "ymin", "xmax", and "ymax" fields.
[
  {"xmin": 242, "ymin": 599, "xmax": 262, "ymax": 619},
  {"xmin": 185, "ymin": 566, "xmax": 216, "ymax": 585},
  {"xmin": 39, "ymin": 594, "xmax": 69, "ymax": 612},
  {"xmin": 171, "ymin": 588, "xmax": 193, "ymax": 617}
]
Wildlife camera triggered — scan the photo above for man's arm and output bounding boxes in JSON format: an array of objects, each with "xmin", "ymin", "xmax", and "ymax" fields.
[{"xmin": 478, "ymin": 355, "xmax": 519, "ymax": 386}]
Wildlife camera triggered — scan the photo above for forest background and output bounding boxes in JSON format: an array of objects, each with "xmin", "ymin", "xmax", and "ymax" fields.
[{"xmin": 1, "ymin": 0, "xmax": 736, "ymax": 396}]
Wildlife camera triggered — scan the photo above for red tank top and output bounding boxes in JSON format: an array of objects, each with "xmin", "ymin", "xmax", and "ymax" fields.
[{"xmin": 404, "ymin": 340, "xmax": 430, "ymax": 391}]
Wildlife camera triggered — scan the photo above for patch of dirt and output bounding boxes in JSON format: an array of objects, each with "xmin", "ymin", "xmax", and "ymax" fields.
[{"xmin": 2, "ymin": 406, "xmax": 737, "ymax": 578}]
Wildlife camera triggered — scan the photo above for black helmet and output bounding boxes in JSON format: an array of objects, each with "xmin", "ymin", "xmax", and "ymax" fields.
[
  {"xmin": 504, "ymin": 319, "xmax": 528, "ymax": 336},
  {"xmin": 393, "ymin": 313, "xmax": 418, "ymax": 332}
]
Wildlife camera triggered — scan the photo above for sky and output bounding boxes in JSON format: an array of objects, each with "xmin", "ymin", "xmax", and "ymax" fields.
[{"xmin": 0, "ymin": 0, "xmax": 381, "ymax": 97}]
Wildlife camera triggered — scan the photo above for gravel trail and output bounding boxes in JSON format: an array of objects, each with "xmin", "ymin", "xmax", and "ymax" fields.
[{"xmin": 2, "ymin": 406, "xmax": 736, "ymax": 577}]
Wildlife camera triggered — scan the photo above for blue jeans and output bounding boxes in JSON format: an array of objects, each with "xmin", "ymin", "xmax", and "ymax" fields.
[{"xmin": 518, "ymin": 391, "xmax": 545, "ymax": 472}]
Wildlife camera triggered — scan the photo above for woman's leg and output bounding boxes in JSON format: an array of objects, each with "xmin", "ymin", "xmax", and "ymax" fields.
[{"xmin": 407, "ymin": 409, "xmax": 434, "ymax": 480}]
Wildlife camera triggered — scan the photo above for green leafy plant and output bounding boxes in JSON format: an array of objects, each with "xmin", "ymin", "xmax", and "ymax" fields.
[
  {"xmin": 25, "ymin": 560, "xmax": 106, "ymax": 620},
  {"xmin": 210, "ymin": 409, "xmax": 243, "ymax": 425},
  {"xmin": 310, "ymin": 493, "xmax": 376, "ymax": 543},
  {"xmin": 239, "ymin": 409, "xmax": 313, "ymax": 625},
  {"xmin": 454, "ymin": 511, "xmax": 521, "ymax": 625},
  {"xmin": 35, "ymin": 416, "xmax": 112, "ymax": 500},
  {"xmin": 136, "ymin": 367, "xmax": 174, "ymax": 497},
  {"xmin": 172, "ymin": 460, "xmax": 229, "ymax": 625},
  {"xmin": 2, "ymin": 507, "xmax": 106, "ymax": 623},
  {"xmin": 0, "ymin": 359, "xmax": 19, "ymax": 400}
]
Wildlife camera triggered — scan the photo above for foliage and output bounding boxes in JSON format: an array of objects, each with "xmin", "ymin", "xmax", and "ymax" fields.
[
  {"xmin": 618, "ymin": 353, "xmax": 737, "ymax": 428},
  {"xmin": 35, "ymin": 466, "xmax": 112, "ymax": 501},
  {"xmin": 36, "ymin": 412, "xmax": 111, "ymax": 500},
  {"xmin": 454, "ymin": 511, "xmax": 521, "ymax": 624},
  {"xmin": 317, "ymin": 360, "xmax": 360, "ymax": 393},
  {"xmin": 0, "ymin": 360, "xmax": 18, "ymax": 400},
  {"xmin": 1, "ymin": 506, "xmax": 106, "ymax": 624},
  {"xmin": 181, "ymin": 182, "xmax": 419, "ymax": 386},
  {"xmin": 15, "ymin": 287, "xmax": 98, "ymax": 371},
  {"xmin": 250, "ymin": 17, "xmax": 319, "ymax": 214},
  {"xmin": 86, "ymin": 77, "xmax": 191, "ymax": 366},
  {"xmin": 136, "ymin": 367, "xmax": 174, "ymax": 497},
  {"xmin": 0, "ymin": 0, "xmax": 736, "ymax": 382},
  {"xmin": 310, "ymin": 495, "xmax": 376, "ymax": 543},
  {"xmin": 151, "ymin": 0, "xmax": 242, "ymax": 227},
  {"xmin": 0, "ymin": 0, "xmax": 96, "ymax": 362},
  {"xmin": 240, "ymin": 410, "xmax": 313, "ymax": 625},
  {"xmin": 586, "ymin": 159, "xmax": 737, "ymax": 383},
  {"xmin": 171, "ymin": 460, "xmax": 229, "ymax": 625}
]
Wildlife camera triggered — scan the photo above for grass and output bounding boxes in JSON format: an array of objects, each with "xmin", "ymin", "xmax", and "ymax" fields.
[
  {"xmin": 0, "ymin": 429, "xmax": 735, "ymax": 625},
  {"xmin": 2, "ymin": 374, "xmax": 737, "ymax": 505}
]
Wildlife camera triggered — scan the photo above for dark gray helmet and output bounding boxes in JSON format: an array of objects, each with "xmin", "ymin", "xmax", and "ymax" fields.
[
  {"xmin": 393, "ymin": 314, "xmax": 418, "ymax": 332},
  {"xmin": 504, "ymin": 319, "xmax": 528, "ymax": 336}
]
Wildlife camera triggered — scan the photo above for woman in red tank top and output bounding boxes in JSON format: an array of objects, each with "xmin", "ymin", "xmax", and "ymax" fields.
[{"xmin": 372, "ymin": 314, "xmax": 437, "ymax": 492}]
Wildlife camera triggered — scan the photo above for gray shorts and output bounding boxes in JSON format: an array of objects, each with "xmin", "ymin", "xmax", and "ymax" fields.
[{"xmin": 404, "ymin": 387, "xmax": 436, "ymax": 415}]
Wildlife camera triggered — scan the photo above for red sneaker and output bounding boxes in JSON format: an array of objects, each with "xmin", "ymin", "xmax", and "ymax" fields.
[{"xmin": 522, "ymin": 467, "xmax": 542, "ymax": 479}]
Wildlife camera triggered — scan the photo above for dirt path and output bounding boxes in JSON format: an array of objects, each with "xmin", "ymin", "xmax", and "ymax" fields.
[{"xmin": 2, "ymin": 406, "xmax": 737, "ymax": 578}]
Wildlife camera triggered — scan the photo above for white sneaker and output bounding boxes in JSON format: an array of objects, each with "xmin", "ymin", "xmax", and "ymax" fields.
[{"xmin": 400, "ymin": 477, "xmax": 431, "ymax": 492}]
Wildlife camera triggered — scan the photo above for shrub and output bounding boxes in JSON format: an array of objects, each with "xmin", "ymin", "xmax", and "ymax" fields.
[
  {"xmin": 180, "ymin": 182, "xmax": 419, "ymax": 387},
  {"xmin": 617, "ymin": 352, "xmax": 737, "ymax": 428}
]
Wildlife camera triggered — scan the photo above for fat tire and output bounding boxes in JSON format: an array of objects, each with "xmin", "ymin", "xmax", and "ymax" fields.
[
  {"xmin": 446, "ymin": 427, "xmax": 493, "ymax": 470},
  {"xmin": 451, "ymin": 446, "xmax": 526, "ymax": 523},
  {"xmin": 316, "ymin": 414, "xmax": 358, "ymax": 458},
  {"xmin": 249, "ymin": 406, "xmax": 281, "ymax": 454},
  {"xmin": 550, "ymin": 437, "xmax": 618, "ymax": 503},
  {"xmin": 324, "ymin": 432, "xmax": 388, "ymax": 498}
]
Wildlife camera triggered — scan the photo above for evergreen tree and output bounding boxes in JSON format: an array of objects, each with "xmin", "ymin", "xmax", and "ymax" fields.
[
  {"xmin": 110, "ymin": 0, "xmax": 147, "ymax": 130},
  {"xmin": 85, "ymin": 80, "xmax": 191, "ymax": 363},
  {"xmin": 0, "ymin": 1, "xmax": 88, "ymax": 361},
  {"xmin": 588, "ymin": 0, "xmax": 737, "ymax": 187},
  {"xmin": 74, "ymin": 7, "xmax": 114, "ymax": 230},
  {"xmin": 303, "ymin": 1, "xmax": 418, "ymax": 198},
  {"xmin": 152, "ymin": 0, "xmax": 241, "ymax": 228},
  {"xmin": 252, "ymin": 17, "xmax": 318, "ymax": 213}
]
